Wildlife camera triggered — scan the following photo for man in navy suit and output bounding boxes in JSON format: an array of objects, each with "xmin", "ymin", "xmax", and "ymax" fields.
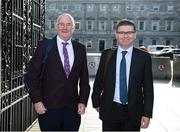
[
  {"xmin": 92, "ymin": 19, "xmax": 154, "ymax": 131},
  {"xmin": 27, "ymin": 13, "xmax": 90, "ymax": 131}
]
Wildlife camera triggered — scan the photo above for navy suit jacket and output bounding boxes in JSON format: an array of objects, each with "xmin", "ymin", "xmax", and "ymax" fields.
[
  {"xmin": 28, "ymin": 36, "xmax": 90, "ymax": 109},
  {"xmin": 92, "ymin": 47, "xmax": 154, "ymax": 123}
]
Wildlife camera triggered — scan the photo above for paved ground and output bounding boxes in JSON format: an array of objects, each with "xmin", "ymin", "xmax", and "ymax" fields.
[{"xmin": 29, "ymin": 80, "xmax": 180, "ymax": 132}]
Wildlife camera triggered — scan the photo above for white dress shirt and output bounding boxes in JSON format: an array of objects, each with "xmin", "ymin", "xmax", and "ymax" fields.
[
  {"xmin": 56, "ymin": 35, "xmax": 74, "ymax": 70},
  {"xmin": 113, "ymin": 45, "xmax": 133, "ymax": 104}
]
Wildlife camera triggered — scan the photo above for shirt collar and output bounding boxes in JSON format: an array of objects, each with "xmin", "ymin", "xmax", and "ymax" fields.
[
  {"xmin": 57, "ymin": 35, "xmax": 72, "ymax": 45},
  {"xmin": 118, "ymin": 45, "xmax": 133, "ymax": 55}
]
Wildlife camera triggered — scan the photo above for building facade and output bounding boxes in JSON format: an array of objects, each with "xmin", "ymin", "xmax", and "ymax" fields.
[{"xmin": 45, "ymin": 0, "xmax": 180, "ymax": 52}]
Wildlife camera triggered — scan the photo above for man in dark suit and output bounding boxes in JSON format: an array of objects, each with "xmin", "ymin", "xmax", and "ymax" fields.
[
  {"xmin": 92, "ymin": 19, "xmax": 154, "ymax": 131},
  {"xmin": 27, "ymin": 13, "xmax": 90, "ymax": 131}
]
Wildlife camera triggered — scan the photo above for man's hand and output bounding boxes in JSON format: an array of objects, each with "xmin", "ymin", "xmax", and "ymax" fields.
[
  {"xmin": 95, "ymin": 107, "xmax": 100, "ymax": 112},
  {"xmin": 78, "ymin": 103, "xmax": 86, "ymax": 115},
  {"xmin": 34, "ymin": 102, "xmax": 47, "ymax": 115},
  {"xmin": 141, "ymin": 116, "xmax": 150, "ymax": 128}
]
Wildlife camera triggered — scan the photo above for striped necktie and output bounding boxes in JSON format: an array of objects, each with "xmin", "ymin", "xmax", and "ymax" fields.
[{"xmin": 62, "ymin": 42, "xmax": 70, "ymax": 78}]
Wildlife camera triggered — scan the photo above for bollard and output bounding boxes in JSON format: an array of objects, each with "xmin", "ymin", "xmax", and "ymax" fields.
[
  {"xmin": 172, "ymin": 54, "xmax": 180, "ymax": 88},
  {"xmin": 151, "ymin": 57, "xmax": 171, "ymax": 82},
  {"xmin": 87, "ymin": 53, "xmax": 101, "ymax": 77}
]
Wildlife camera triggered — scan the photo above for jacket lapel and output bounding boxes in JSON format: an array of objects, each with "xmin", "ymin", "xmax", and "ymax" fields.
[
  {"xmin": 128, "ymin": 47, "xmax": 138, "ymax": 92},
  {"xmin": 108, "ymin": 49, "xmax": 118, "ymax": 97},
  {"xmin": 68, "ymin": 40, "xmax": 79, "ymax": 77},
  {"xmin": 51, "ymin": 36, "xmax": 67, "ymax": 77}
]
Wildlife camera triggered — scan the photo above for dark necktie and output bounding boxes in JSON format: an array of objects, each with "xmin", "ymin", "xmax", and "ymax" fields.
[
  {"xmin": 62, "ymin": 42, "xmax": 70, "ymax": 78},
  {"xmin": 120, "ymin": 51, "xmax": 128, "ymax": 104}
]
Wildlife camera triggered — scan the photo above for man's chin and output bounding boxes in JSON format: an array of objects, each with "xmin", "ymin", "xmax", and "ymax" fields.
[{"xmin": 60, "ymin": 36, "xmax": 71, "ymax": 41}]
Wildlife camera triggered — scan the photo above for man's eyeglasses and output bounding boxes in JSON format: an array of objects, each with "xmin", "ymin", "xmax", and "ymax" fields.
[
  {"xmin": 58, "ymin": 23, "xmax": 72, "ymax": 28},
  {"xmin": 116, "ymin": 31, "xmax": 136, "ymax": 36}
]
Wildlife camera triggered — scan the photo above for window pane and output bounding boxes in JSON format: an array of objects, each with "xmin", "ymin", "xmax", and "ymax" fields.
[{"xmin": 99, "ymin": 40, "xmax": 105, "ymax": 51}]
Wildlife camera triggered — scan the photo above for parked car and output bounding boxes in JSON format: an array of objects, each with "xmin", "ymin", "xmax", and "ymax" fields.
[
  {"xmin": 138, "ymin": 46, "xmax": 148, "ymax": 52},
  {"xmin": 147, "ymin": 45, "xmax": 174, "ymax": 55},
  {"xmin": 157, "ymin": 48, "xmax": 180, "ymax": 59}
]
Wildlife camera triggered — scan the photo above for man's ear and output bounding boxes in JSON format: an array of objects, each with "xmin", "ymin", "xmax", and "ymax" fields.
[
  {"xmin": 115, "ymin": 32, "xmax": 118, "ymax": 39},
  {"xmin": 134, "ymin": 33, "xmax": 137, "ymax": 39}
]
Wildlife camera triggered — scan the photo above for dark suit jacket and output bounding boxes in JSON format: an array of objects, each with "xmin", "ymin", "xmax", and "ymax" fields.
[
  {"xmin": 28, "ymin": 36, "xmax": 90, "ymax": 109},
  {"xmin": 92, "ymin": 47, "xmax": 154, "ymax": 124}
]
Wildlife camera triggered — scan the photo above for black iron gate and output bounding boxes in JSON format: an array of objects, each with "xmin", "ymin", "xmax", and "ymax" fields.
[{"xmin": 0, "ymin": 0, "xmax": 45, "ymax": 131}]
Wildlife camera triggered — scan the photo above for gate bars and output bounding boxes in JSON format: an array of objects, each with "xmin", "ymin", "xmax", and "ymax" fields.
[{"xmin": 0, "ymin": 0, "xmax": 45, "ymax": 131}]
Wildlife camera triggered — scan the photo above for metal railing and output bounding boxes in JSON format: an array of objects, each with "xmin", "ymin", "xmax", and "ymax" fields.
[{"xmin": 0, "ymin": 0, "xmax": 45, "ymax": 131}]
